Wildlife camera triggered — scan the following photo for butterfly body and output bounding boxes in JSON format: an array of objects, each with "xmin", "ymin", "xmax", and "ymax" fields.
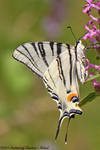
[{"xmin": 13, "ymin": 40, "xmax": 88, "ymax": 142}]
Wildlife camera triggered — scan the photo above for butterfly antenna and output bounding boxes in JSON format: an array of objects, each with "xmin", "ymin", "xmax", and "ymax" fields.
[
  {"xmin": 67, "ymin": 26, "xmax": 77, "ymax": 41},
  {"xmin": 78, "ymin": 32, "xmax": 87, "ymax": 40},
  {"xmin": 55, "ymin": 117, "xmax": 62, "ymax": 141},
  {"xmin": 65, "ymin": 117, "xmax": 71, "ymax": 144}
]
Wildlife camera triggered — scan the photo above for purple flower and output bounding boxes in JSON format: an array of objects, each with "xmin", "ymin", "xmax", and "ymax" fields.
[
  {"xmin": 88, "ymin": 45, "xmax": 100, "ymax": 49},
  {"xmin": 89, "ymin": 14, "xmax": 100, "ymax": 23},
  {"xmin": 89, "ymin": 73, "xmax": 100, "ymax": 93},
  {"xmin": 43, "ymin": 0, "xmax": 66, "ymax": 38},
  {"xmin": 83, "ymin": 0, "xmax": 100, "ymax": 14},
  {"xmin": 83, "ymin": 0, "xmax": 100, "ymax": 43},
  {"xmin": 85, "ymin": 59, "xmax": 100, "ymax": 71},
  {"xmin": 83, "ymin": 20, "xmax": 100, "ymax": 42},
  {"xmin": 83, "ymin": 0, "xmax": 100, "ymax": 93}
]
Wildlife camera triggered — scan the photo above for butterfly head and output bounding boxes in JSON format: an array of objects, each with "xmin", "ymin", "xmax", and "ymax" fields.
[{"xmin": 76, "ymin": 40, "xmax": 86, "ymax": 56}]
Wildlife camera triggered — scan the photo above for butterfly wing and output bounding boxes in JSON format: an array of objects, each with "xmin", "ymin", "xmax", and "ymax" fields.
[
  {"xmin": 13, "ymin": 42, "xmax": 74, "ymax": 94},
  {"xmin": 13, "ymin": 42, "xmax": 68, "ymax": 79},
  {"xmin": 13, "ymin": 40, "xmax": 87, "ymax": 143},
  {"xmin": 75, "ymin": 41, "xmax": 88, "ymax": 84},
  {"xmin": 13, "ymin": 41, "xmax": 87, "ymax": 99},
  {"xmin": 43, "ymin": 48, "xmax": 79, "ymax": 101}
]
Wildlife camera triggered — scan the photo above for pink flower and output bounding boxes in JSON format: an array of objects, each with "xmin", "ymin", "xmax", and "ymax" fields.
[
  {"xmin": 83, "ymin": 0, "xmax": 100, "ymax": 14},
  {"xmin": 83, "ymin": 0, "xmax": 100, "ymax": 92},
  {"xmin": 83, "ymin": 20, "xmax": 100, "ymax": 42},
  {"xmin": 89, "ymin": 14, "xmax": 100, "ymax": 23},
  {"xmin": 88, "ymin": 45, "xmax": 100, "ymax": 49},
  {"xmin": 85, "ymin": 59, "xmax": 100, "ymax": 71},
  {"xmin": 83, "ymin": 0, "xmax": 100, "ymax": 43},
  {"xmin": 89, "ymin": 73, "xmax": 100, "ymax": 93},
  {"xmin": 86, "ymin": 0, "xmax": 94, "ymax": 3}
]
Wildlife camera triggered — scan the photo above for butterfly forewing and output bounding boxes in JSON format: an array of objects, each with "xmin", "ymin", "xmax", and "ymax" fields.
[
  {"xmin": 13, "ymin": 41, "xmax": 86, "ymax": 96},
  {"xmin": 13, "ymin": 42, "xmax": 70, "ymax": 78}
]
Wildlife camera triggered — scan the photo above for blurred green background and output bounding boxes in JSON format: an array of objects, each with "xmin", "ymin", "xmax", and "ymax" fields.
[{"xmin": 0, "ymin": 0, "xmax": 100, "ymax": 149}]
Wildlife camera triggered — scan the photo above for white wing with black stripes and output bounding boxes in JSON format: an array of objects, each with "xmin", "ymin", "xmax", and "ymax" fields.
[
  {"xmin": 13, "ymin": 41, "xmax": 87, "ymax": 98},
  {"xmin": 13, "ymin": 42, "xmax": 66, "ymax": 79},
  {"xmin": 13, "ymin": 40, "xmax": 88, "ymax": 143},
  {"xmin": 13, "ymin": 42, "xmax": 73, "ymax": 91},
  {"xmin": 43, "ymin": 49, "xmax": 79, "ymax": 100}
]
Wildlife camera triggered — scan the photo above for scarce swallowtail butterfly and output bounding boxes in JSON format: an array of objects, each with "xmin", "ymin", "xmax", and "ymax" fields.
[{"xmin": 12, "ymin": 40, "xmax": 88, "ymax": 144}]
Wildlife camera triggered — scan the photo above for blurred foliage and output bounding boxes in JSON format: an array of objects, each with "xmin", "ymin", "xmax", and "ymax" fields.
[
  {"xmin": 79, "ymin": 92, "xmax": 98, "ymax": 107},
  {"xmin": 0, "ymin": 0, "xmax": 100, "ymax": 150}
]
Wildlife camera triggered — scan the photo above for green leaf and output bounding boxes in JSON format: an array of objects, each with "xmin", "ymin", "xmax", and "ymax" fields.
[
  {"xmin": 85, "ymin": 74, "xmax": 100, "ymax": 83},
  {"xmin": 79, "ymin": 92, "xmax": 99, "ymax": 107}
]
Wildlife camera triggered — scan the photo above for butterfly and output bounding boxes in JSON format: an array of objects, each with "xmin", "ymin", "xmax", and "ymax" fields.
[{"xmin": 12, "ymin": 40, "xmax": 88, "ymax": 144}]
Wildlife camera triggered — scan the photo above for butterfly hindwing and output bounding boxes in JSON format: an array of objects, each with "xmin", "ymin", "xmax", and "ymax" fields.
[{"xmin": 43, "ymin": 48, "xmax": 80, "ymax": 100}]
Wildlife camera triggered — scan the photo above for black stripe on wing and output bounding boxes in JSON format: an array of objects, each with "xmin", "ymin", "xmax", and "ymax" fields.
[
  {"xmin": 75, "ymin": 40, "xmax": 80, "ymax": 61},
  {"xmin": 45, "ymin": 42, "xmax": 62, "ymax": 56},
  {"xmin": 31, "ymin": 42, "xmax": 40, "ymax": 58},
  {"xmin": 57, "ymin": 43, "xmax": 62, "ymax": 55},
  {"xmin": 12, "ymin": 50, "xmax": 43, "ymax": 80},
  {"xmin": 50, "ymin": 41, "xmax": 54, "ymax": 56},
  {"xmin": 66, "ymin": 44, "xmax": 72, "ymax": 86},
  {"xmin": 43, "ymin": 78, "xmax": 53, "ymax": 91},
  {"xmin": 38, "ymin": 42, "xmax": 49, "ymax": 67},
  {"xmin": 21, "ymin": 45, "xmax": 42, "ymax": 73},
  {"xmin": 43, "ymin": 78, "xmax": 58, "ymax": 101},
  {"xmin": 22, "ymin": 45, "xmax": 38, "ymax": 68},
  {"xmin": 47, "ymin": 87, "xmax": 59, "ymax": 101},
  {"xmin": 57, "ymin": 55, "xmax": 66, "ymax": 86},
  {"xmin": 48, "ymin": 68, "xmax": 56, "ymax": 88},
  {"xmin": 51, "ymin": 93, "xmax": 59, "ymax": 101}
]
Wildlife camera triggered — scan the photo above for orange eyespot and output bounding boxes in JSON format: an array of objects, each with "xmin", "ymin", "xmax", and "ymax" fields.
[{"xmin": 67, "ymin": 93, "xmax": 78, "ymax": 102}]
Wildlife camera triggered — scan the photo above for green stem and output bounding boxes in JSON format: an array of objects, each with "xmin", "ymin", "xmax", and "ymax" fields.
[{"xmin": 85, "ymin": 74, "xmax": 100, "ymax": 83}]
